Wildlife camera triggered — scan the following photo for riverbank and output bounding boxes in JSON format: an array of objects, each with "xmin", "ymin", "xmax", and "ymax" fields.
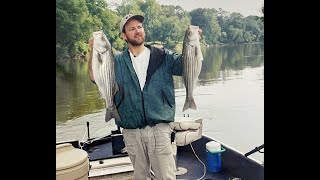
[{"xmin": 56, "ymin": 41, "xmax": 263, "ymax": 63}]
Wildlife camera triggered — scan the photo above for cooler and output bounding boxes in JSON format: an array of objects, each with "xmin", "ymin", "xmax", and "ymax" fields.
[
  {"xmin": 56, "ymin": 143, "xmax": 89, "ymax": 180},
  {"xmin": 206, "ymin": 141, "xmax": 225, "ymax": 172}
]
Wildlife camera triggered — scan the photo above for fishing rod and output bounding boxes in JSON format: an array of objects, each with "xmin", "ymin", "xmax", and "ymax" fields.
[{"xmin": 244, "ymin": 144, "xmax": 264, "ymax": 157}]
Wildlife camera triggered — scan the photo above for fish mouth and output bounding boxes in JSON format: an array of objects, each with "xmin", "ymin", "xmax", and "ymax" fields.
[
  {"xmin": 93, "ymin": 46, "xmax": 108, "ymax": 53},
  {"xmin": 188, "ymin": 42, "xmax": 198, "ymax": 47},
  {"xmin": 93, "ymin": 31, "xmax": 103, "ymax": 35}
]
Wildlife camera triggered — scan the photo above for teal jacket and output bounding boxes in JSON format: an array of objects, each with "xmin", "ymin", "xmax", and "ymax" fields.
[{"xmin": 113, "ymin": 45, "xmax": 183, "ymax": 129}]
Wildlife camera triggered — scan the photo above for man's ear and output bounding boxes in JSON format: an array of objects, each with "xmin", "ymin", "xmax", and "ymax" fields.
[{"xmin": 121, "ymin": 33, "xmax": 127, "ymax": 40}]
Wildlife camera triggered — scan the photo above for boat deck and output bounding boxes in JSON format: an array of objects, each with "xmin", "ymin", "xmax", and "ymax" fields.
[
  {"xmin": 176, "ymin": 136, "xmax": 263, "ymax": 180},
  {"xmin": 85, "ymin": 135, "xmax": 263, "ymax": 180}
]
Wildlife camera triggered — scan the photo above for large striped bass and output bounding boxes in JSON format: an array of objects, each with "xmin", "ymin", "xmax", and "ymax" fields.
[
  {"xmin": 92, "ymin": 30, "xmax": 120, "ymax": 122},
  {"xmin": 182, "ymin": 25, "xmax": 203, "ymax": 112}
]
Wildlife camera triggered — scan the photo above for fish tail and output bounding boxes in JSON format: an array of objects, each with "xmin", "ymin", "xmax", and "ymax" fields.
[
  {"xmin": 105, "ymin": 108, "xmax": 121, "ymax": 122},
  {"xmin": 182, "ymin": 97, "xmax": 197, "ymax": 112}
]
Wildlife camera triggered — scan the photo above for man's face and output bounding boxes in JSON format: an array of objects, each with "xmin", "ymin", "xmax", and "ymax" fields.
[{"xmin": 122, "ymin": 19, "xmax": 145, "ymax": 46}]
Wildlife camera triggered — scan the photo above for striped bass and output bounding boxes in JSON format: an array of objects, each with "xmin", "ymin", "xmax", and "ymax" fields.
[
  {"xmin": 182, "ymin": 25, "xmax": 203, "ymax": 112},
  {"xmin": 92, "ymin": 30, "xmax": 120, "ymax": 122}
]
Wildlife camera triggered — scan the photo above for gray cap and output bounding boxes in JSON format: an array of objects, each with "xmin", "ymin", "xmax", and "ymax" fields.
[{"xmin": 120, "ymin": 14, "xmax": 144, "ymax": 33}]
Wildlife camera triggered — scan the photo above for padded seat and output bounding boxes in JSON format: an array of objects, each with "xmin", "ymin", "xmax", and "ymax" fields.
[{"xmin": 170, "ymin": 117, "xmax": 203, "ymax": 175}]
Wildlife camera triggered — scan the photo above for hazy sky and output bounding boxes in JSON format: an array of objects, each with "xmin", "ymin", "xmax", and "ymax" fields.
[
  {"xmin": 107, "ymin": 0, "xmax": 264, "ymax": 17},
  {"xmin": 156, "ymin": 0, "xmax": 264, "ymax": 17}
]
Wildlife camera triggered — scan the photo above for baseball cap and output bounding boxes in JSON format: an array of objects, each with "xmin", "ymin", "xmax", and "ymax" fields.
[{"xmin": 120, "ymin": 14, "xmax": 144, "ymax": 33}]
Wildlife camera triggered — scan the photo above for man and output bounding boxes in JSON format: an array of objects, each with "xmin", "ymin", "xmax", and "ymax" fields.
[{"xmin": 88, "ymin": 14, "xmax": 201, "ymax": 180}]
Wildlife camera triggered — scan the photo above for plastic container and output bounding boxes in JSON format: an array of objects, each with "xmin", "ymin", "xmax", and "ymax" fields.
[
  {"xmin": 206, "ymin": 141, "xmax": 225, "ymax": 172},
  {"xmin": 56, "ymin": 143, "xmax": 89, "ymax": 180}
]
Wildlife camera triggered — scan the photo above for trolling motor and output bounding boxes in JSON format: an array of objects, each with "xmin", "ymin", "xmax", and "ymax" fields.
[
  {"xmin": 83, "ymin": 122, "xmax": 125, "ymax": 155},
  {"xmin": 245, "ymin": 144, "xmax": 264, "ymax": 157}
]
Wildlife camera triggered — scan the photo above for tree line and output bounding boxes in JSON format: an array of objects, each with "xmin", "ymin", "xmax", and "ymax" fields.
[{"xmin": 56, "ymin": 0, "xmax": 264, "ymax": 61}]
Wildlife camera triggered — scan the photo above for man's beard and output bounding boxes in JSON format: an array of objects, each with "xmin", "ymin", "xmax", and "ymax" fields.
[{"xmin": 127, "ymin": 35, "xmax": 145, "ymax": 46}]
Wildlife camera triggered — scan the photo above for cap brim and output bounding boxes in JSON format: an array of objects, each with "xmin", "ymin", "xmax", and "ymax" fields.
[{"xmin": 129, "ymin": 15, "xmax": 144, "ymax": 23}]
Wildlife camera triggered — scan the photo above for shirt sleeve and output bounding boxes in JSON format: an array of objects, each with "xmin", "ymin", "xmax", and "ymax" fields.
[{"xmin": 165, "ymin": 49, "xmax": 183, "ymax": 76}]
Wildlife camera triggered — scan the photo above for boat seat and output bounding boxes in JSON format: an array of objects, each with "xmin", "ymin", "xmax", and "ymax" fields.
[{"xmin": 170, "ymin": 117, "xmax": 203, "ymax": 175}]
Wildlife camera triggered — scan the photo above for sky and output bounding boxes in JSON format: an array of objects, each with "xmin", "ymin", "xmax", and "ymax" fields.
[
  {"xmin": 157, "ymin": 0, "xmax": 264, "ymax": 17},
  {"xmin": 107, "ymin": 0, "xmax": 264, "ymax": 17}
]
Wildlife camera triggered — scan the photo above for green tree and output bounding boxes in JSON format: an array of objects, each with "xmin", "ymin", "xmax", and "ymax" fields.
[
  {"xmin": 224, "ymin": 13, "xmax": 245, "ymax": 43},
  {"xmin": 56, "ymin": 0, "xmax": 99, "ymax": 60},
  {"xmin": 227, "ymin": 25, "xmax": 244, "ymax": 43},
  {"xmin": 155, "ymin": 5, "xmax": 190, "ymax": 45},
  {"xmin": 243, "ymin": 16, "xmax": 262, "ymax": 42},
  {"xmin": 116, "ymin": 0, "xmax": 144, "ymax": 17},
  {"xmin": 140, "ymin": 0, "xmax": 161, "ymax": 42},
  {"xmin": 190, "ymin": 8, "xmax": 221, "ymax": 45},
  {"xmin": 86, "ymin": 0, "xmax": 120, "ymax": 47}
]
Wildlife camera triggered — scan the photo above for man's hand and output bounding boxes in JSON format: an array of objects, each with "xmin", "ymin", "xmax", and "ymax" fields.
[
  {"xmin": 88, "ymin": 37, "xmax": 95, "ymax": 82},
  {"xmin": 198, "ymin": 29, "xmax": 202, "ymax": 39},
  {"xmin": 88, "ymin": 38, "xmax": 94, "ymax": 48}
]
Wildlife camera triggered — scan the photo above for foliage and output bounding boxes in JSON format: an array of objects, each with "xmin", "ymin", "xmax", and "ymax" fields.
[
  {"xmin": 190, "ymin": 8, "xmax": 221, "ymax": 45},
  {"xmin": 56, "ymin": 0, "xmax": 264, "ymax": 61},
  {"xmin": 56, "ymin": 0, "xmax": 99, "ymax": 60}
]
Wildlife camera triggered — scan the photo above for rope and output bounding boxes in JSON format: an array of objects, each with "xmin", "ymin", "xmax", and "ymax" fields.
[
  {"xmin": 81, "ymin": 127, "xmax": 88, "ymax": 142},
  {"xmin": 190, "ymin": 142, "xmax": 206, "ymax": 180}
]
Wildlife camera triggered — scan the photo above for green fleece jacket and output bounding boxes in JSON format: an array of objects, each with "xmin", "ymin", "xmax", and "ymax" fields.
[{"xmin": 113, "ymin": 45, "xmax": 183, "ymax": 129}]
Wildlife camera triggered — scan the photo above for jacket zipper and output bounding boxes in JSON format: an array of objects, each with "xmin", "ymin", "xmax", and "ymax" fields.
[
  {"xmin": 141, "ymin": 91, "xmax": 148, "ymax": 126},
  {"xmin": 128, "ymin": 52, "xmax": 148, "ymax": 127}
]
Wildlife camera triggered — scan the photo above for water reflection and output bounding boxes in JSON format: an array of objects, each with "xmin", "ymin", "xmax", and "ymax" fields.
[
  {"xmin": 56, "ymin": 44, "xmax": 264, "ymax": 123},
  {"xmin": 56, "ymin": 61, "xmax": 105, "ymax": 124},
  {"xmin": 199, "ymin": 43, "xmax": 264, "ymax": 85}
]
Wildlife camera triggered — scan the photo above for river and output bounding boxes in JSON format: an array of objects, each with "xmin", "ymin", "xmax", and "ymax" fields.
[{"xmin": 56, "ymin": 43, "xmax": 264, "ymax": 162}]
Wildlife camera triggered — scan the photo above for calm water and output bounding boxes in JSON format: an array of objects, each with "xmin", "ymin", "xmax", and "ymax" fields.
[{"xmin": 56, "ymin": 44, "xmax": 264, "ymax": 162}]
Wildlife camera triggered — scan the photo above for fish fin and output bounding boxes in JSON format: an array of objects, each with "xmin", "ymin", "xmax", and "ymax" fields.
[
  {"xmin": 105, "ymin": 108, "xmax": 121, "ymax": 122},
  {"xmin": 182, "ymin": 98, "xmax": 197, "ymax": 112},
  {"xmin": 97, "ymin": 52, "xmax": 103, "ymax": 63},
  {"xmin": 114, "ymin": 83, "xmax": 119, "ymax": 94},
  {"xmin": 196, "ymin": 45, "xmax": 203, "ymax": 61}
]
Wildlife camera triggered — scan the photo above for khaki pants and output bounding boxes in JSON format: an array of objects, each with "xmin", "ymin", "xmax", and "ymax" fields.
[{"xmin": 122, "ymin": 123, "xmax": 176, "ymax": 180}]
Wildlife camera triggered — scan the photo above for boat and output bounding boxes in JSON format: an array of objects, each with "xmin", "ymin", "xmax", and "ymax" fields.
[{"xmin": 56, "ymin": 117, "xmax": 264, "ymax": 180}]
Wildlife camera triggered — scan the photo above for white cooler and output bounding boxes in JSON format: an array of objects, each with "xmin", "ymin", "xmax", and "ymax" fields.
[{"xmin": 56, "ymin": 143, "xmax": 89, "ymax": 180}]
